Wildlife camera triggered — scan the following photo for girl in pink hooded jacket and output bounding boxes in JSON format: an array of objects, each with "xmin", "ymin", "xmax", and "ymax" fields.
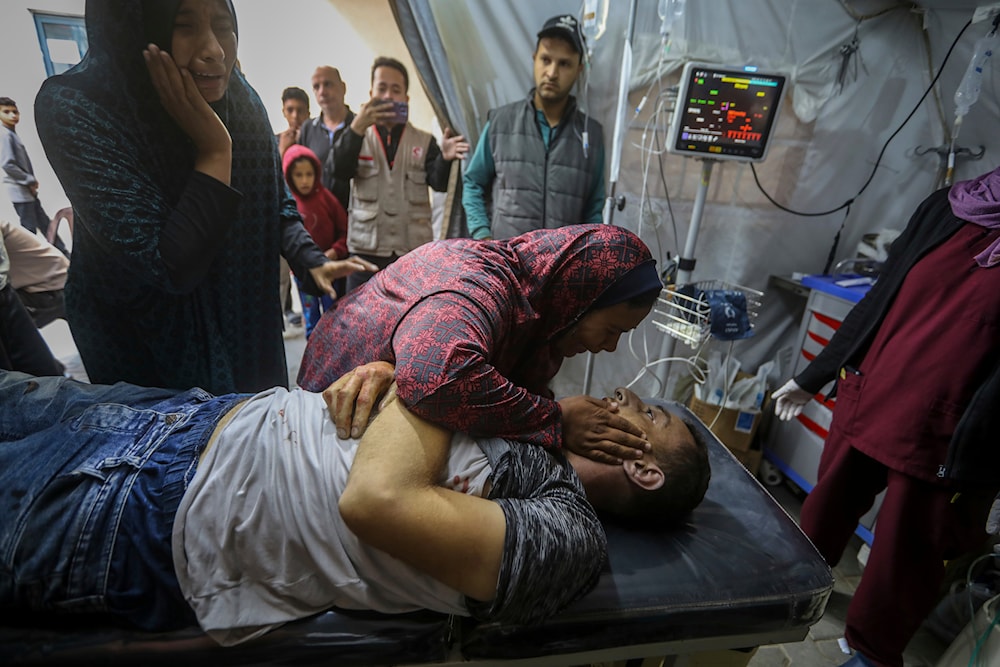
[{"xmin": 283, "ymin": 144, "xmax": 348, "ymax": 336}]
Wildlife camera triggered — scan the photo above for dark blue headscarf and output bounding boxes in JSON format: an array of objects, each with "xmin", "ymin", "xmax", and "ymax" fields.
[
  {"xmin": 141, "ymin": 0, "xmax": 238, "ymax": 54},
  {"xmin": 589, "ymin": 258, "xmax": 662, "ymax": 310},
  {"xmin": 34, "ymin": 0, "xmax": 309, "ymax": 393}
]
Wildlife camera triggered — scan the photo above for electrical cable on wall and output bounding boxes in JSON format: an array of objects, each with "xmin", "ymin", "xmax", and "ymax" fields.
[
  {"xmin": 749, "ymin": 18, "xmax": 974, "ymax": 220},
  {"xmin": 746, "ymin": 17, "xmax": 976, "ymax": 270}
]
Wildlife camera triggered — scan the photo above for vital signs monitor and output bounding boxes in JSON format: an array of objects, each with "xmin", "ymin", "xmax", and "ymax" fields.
[{"xmin": 667, "ymin": 62, "xmax": 786, "ymax": 163}]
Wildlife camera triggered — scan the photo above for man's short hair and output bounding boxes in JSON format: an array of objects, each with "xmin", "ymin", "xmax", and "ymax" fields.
[
  {"xmin": 281, "ymin": 86, "xmax": 309, "ymax": 110},
  {"xmin": 0, "ymin": 97, "xmax": 17, "ymax": 108},
  {"xmin": 610, "ymin": 415, "xmax": 711, "ymax": 528},
  {"xmin": 371, "ymin": 56, "xmax": 409, "ymax": 92}
]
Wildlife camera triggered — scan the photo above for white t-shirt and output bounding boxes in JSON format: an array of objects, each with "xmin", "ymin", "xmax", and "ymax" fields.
[{"xmin": 172, "ymin": 387, "xmax": 492, "ymax": 646}]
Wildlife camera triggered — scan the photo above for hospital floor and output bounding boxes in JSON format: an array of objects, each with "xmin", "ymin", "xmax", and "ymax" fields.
[
  {"xmin": 747, "ymin": 480, "xmax": 950, "ymax": 667},
  {"xmin": 39, "ymin": 320, "xmax": 949, "ymax": 667}
]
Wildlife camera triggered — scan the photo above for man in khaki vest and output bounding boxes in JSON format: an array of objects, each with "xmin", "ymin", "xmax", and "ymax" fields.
[{"xmin": 331, "ymin": 57, "xmax": 468, "ymax": 294}]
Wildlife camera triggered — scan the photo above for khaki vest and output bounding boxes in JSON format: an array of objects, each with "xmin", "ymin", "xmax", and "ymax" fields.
[{"xmin": 347, "ymin": 124, "xmax": 433, "ymax": 256}]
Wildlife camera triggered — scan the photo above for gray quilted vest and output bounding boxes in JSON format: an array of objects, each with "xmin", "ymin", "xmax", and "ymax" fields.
[{"xmin": 488, "ymin": 93, "xmax": 603, "ymax": 239}]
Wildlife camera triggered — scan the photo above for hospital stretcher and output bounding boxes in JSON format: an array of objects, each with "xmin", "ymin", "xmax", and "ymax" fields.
[{"xmin": 2, "ymin": 401, "xmax": 834, "ymax": 666}]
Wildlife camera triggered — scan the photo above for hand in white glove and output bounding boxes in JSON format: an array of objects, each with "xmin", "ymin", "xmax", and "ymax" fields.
[
  {"xmin": 987, "ymin": 492, "xmax": 1000, "ymax": 535},
  {"xmin": 772, "ymin": 379, "xmax": 812, "ymax": 422}
]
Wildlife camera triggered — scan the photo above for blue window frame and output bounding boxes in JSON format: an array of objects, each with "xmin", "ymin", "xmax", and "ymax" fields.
[{"xmin": 32, "ymin": 12, "xmax": 87, "ymax": 77}]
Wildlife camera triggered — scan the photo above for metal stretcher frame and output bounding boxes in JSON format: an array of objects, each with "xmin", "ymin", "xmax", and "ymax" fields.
[{"xmin": 2, "ymin": 401, "xmax": 834, "ymax": 666}]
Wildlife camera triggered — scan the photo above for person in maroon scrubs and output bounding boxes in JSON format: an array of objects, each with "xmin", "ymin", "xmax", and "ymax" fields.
[{"xmin": 773, "ymin": 165, "xmax": 1000, "ymax": 667}]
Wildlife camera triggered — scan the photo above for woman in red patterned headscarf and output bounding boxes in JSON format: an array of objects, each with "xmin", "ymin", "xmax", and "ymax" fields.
[{"xmin": 298, "ymin": 224, "xmax": 662, "ymax": 461}]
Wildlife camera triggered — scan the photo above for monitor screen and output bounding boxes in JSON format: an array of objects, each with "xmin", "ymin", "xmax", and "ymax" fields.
[{"xmin": 667, "ymin": 62, "xmax": 786, "ymax": 163}]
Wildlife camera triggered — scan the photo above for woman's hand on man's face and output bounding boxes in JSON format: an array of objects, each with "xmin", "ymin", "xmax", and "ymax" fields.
[{"xmin": 559, "ymin": 395, "xmax": 650, "ymax": 464}]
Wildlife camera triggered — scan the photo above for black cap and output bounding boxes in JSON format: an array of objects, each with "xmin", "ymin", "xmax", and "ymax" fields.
[{"xmin": 537, "ymin": 14, "xmax": 584, "ymax": 55}]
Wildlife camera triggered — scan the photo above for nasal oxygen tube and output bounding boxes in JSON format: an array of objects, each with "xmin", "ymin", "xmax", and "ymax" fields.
[{"xmin": 948, "ymin": 13, "xmax": 1000, "ymax": 185}]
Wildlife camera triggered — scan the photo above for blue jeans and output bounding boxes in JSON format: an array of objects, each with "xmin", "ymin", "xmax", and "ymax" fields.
[
  {"xmin": 295, "ymin": 276, "xmax": 335, "ymax": 338},
  {"xmin": 0, "ymin": 371, "xmax": 247, "ymax": 630}
]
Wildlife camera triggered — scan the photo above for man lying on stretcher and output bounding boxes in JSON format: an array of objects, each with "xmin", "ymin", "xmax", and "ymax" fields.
[{"xmin": 0, "ymin": 370, "xmax": 709, "ymax": 646}]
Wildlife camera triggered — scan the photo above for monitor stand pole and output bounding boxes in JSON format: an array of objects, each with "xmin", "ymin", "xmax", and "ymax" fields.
[
  {"xmin": 655, "ymin": 157, "xmax": 718, "ymax": 397},
  {"xmin": 676, "ymin": 158, "xmax": 716, "ymax": 285}
]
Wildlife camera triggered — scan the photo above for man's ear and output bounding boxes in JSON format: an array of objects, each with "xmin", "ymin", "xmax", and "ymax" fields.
[{"xmin": 623, "ymin": 459, "xmax": 665, "ymax": 491}]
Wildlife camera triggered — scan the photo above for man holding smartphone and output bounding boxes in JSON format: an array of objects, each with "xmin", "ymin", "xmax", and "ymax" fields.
[{"xmin": 331, "ymin": 57, "xmax": 469, "ymax": 293}]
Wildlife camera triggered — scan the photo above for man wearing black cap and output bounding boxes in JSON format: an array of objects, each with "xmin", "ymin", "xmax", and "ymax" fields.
[{"xmin": 462, "ymin": 14, "xmax": 605, "ymax": 241}]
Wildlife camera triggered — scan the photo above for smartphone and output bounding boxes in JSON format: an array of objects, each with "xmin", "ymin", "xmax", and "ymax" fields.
[{"xmin": 390, "ymin": 101, "xmax": 408, "ymax": 125}]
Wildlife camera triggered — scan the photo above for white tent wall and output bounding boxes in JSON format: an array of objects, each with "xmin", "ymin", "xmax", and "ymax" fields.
[
  {"xmin": 392, "ymin": 0, "xmax": 1000, "ymax": 400},
  {"xmin": 0, "ymin": 0, "xmax": 83, "ymax": 247},
  {"xmin": 233, "ymin": 0, "xmax": 438, "ymax": 145},
  {"xmin": 0, "ymin": 0, "xmax": 440, "ymax": 254},
  {"xmin": 1, "ymin": 1, "xmax": 995, "ymax": 398}
]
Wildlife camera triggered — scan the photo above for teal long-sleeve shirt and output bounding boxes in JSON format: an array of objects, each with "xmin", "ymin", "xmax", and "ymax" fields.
[{"xmin": 462, "ymin": 110, "xmax": 606, "ymax": 240}]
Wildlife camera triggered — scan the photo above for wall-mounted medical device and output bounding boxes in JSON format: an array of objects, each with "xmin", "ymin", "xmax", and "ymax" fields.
[{"xmin": 667, "ymin": 62, "xmax": 786, "ymax": 163}]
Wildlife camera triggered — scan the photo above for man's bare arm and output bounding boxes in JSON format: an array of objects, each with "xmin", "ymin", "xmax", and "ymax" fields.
[{"xmin": 338, "ymin": 397, "xmax": 505, "ymax": 602}]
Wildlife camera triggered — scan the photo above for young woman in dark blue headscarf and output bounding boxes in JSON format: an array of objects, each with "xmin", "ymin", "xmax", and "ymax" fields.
[{"xmin": 34, "ymin": 0, "xmax": 374, "ymax": 393}]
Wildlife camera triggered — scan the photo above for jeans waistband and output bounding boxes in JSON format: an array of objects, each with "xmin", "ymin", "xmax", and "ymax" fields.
[{"xmin": 104, "ymin": 390, "xmax": 250, "ymax": 629}]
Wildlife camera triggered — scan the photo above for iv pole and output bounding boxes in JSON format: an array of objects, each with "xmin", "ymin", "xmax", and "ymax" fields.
[{"xmin": 582, "ymin": 0, "xmax": 639, "ymax": 395}]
